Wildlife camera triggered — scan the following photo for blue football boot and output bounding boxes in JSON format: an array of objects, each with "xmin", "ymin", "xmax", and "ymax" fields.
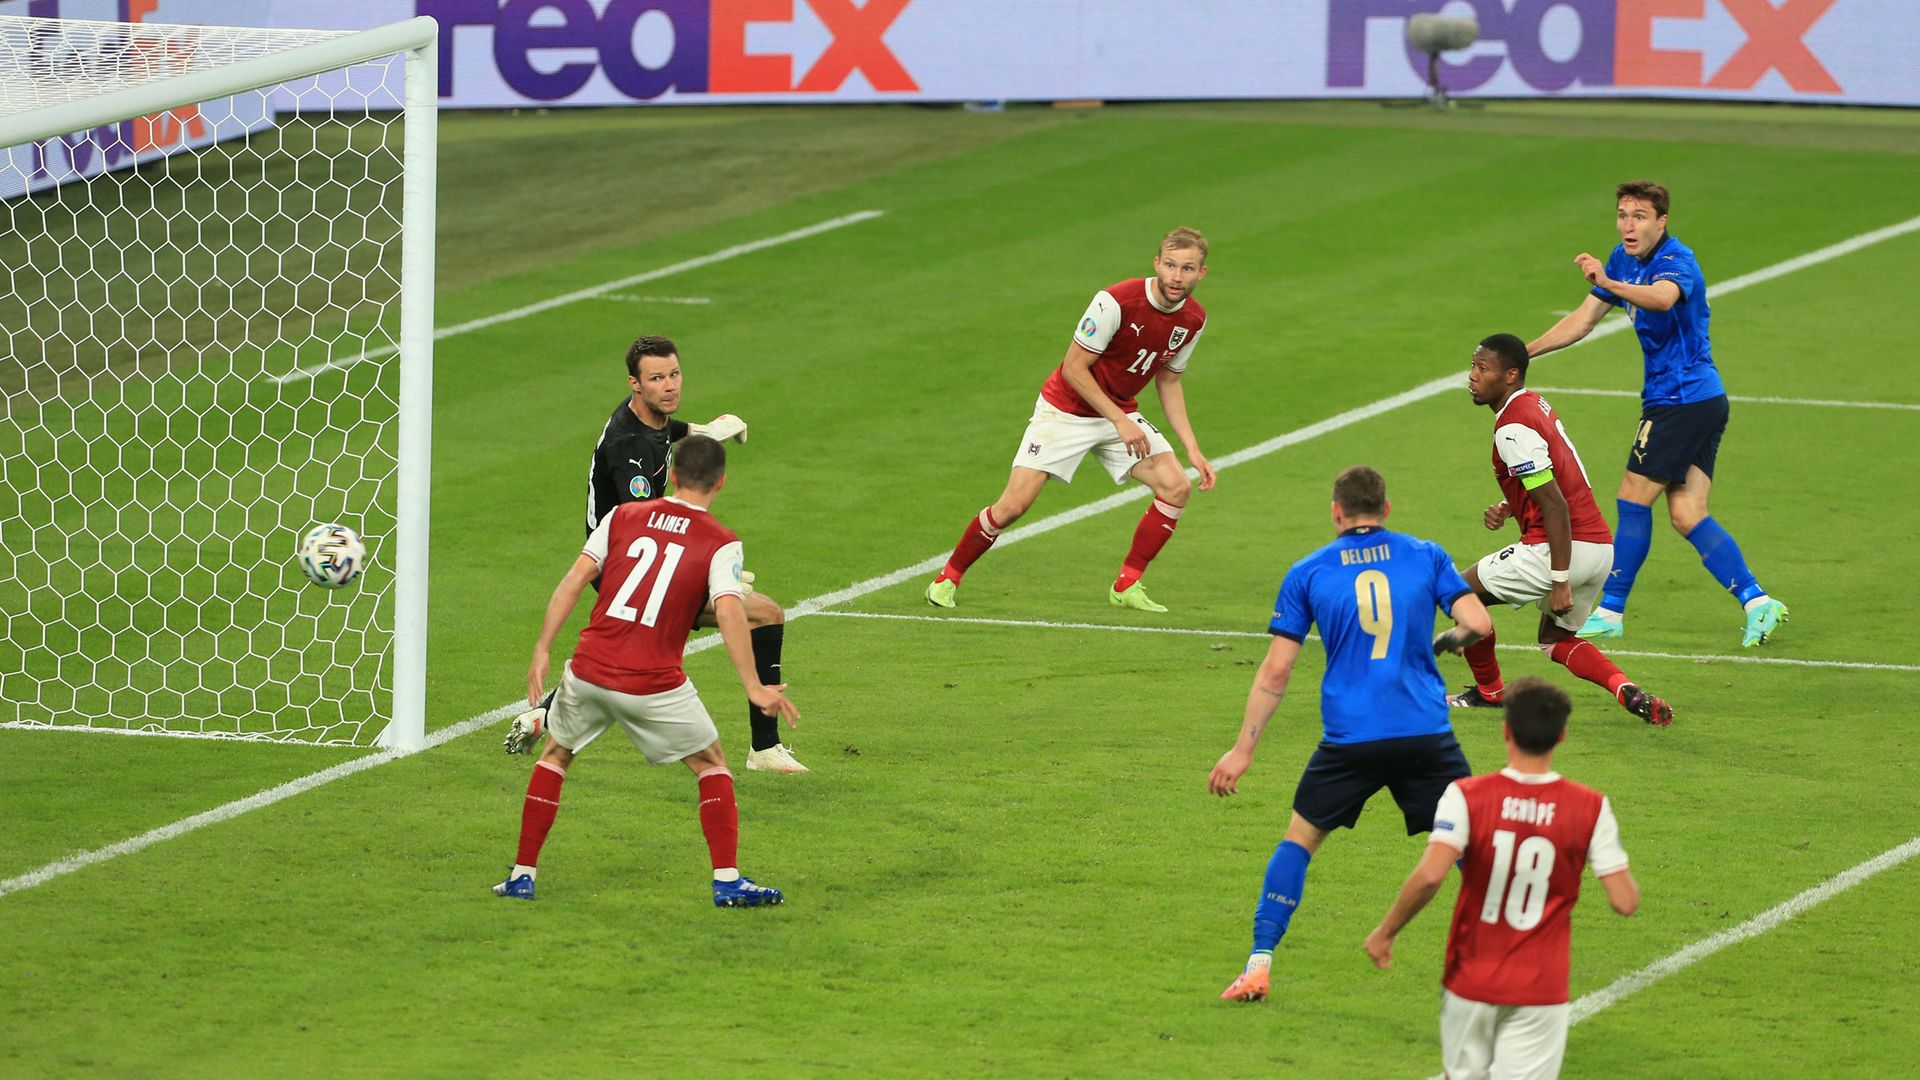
[
  {"xmin": 713, "ymin": 876, "xmax": 784, "ymax": 908},
  {"xmin": 492, "ymin": 871, "xmax": 536, "ymax": 900}
]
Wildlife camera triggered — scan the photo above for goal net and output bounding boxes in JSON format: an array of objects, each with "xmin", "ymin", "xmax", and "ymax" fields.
[{"xmin": 0, "ymin": 15, "xmax": 436, "ymax": 748}]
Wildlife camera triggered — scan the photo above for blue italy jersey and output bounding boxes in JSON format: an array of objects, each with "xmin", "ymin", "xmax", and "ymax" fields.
[
  {"xmin": 1593, "ymin": 234, "xmax": 1726, "ymax": 406},
  {"xmin": 1269, "ymin": 526, "xmax": 1473, "ymax": 745}
]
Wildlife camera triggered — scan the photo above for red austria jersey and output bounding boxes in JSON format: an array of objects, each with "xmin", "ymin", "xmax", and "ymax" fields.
[
  {"xmin": 1039, "ymin": 277, "xmax": 1207, "ymax": 417},
  {"xmin": 1491, "ymin": 389, "xmax": 1612, "ymax": 546},
  {"xmin": 1432, "ymin": 770, "xmax": 1626, "ymax": 1006},
  {"xmin": 568, "ymin": 497, "xmax": 746, "ymax": 696}
]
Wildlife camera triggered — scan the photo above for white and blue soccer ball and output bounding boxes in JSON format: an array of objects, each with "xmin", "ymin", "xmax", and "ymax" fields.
[{"xmin": 297, "ymin": 523, "xmax": 366, "ymax": 588}]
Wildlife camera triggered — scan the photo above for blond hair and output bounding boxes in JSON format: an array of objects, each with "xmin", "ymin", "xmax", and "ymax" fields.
[{"xmin": 1160, "ymin": 226, "xmax": 1208, "ymax": 265}]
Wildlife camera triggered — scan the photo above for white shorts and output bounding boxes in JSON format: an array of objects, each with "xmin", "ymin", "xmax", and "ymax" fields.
[
  {"xmin": 1439, "ymin": 989, "xmax": 1569, "ymax": 1080},
  {"xmin": 545, "ymin": 662, "xmax": 720, "ymax": 765},
  {"xmin": 1012, "ymin": 395, "xmax": 1175, "ymax": 485},
  {"xmin": 1473, "ymin": 540, "xmax": 1613, "ymax": 633}
]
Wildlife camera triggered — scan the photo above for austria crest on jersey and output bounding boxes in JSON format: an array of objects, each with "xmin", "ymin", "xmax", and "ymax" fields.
[{"xmin": 1168, "ymin": 326, "xmax": 1189, "ymax": 351}]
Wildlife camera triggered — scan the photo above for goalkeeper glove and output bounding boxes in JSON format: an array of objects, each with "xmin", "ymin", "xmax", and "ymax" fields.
[
  {"xmin": 504, "ymin": 707, "xmax": 545, "ymax": 754},
  {"xmin": 690, "ymin": 413, "xmax": 748, "ymax": 444},
  {"xmin": 739, "ymin": 569, "xmax": 755, "ymax": 597}
]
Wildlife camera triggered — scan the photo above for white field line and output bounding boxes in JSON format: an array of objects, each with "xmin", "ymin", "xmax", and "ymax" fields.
[
  {"xmin": 1538, "ymin": 387, "xmax": 1920, "ymax": 412},
  {"xmin": 1567, "ymin": 835, "xmax": 1920, "ymax": 1023},
  {"xmin": 270, "ymin": 210, "xmax": 884, "ymax": 384},
  {"xmin": 9, "ymin": 215, "xmax": 1914, "ymax": 899},
  {"xmin": 1420, "ymin": 834, "xmax": 1920, "ymax": 1079},
  {"xmin": 600, "ymin": 295, "xmax": 714, "ymax": 305},
  {"xmin": 808, "ymin": 610, "xmax": 1920, "ymax": 673},
  {"xmin": 0, "ymin": 701, "xmax": 523, "ymax": 900}
]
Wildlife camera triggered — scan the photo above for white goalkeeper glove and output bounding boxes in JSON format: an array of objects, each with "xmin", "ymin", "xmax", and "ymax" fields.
[
  {"xmin": 739, "ymin": 569, "xmax": 756, "ymax": 597},
  {"xmin": 690, "ymin": 413, "xmax": 748, "ymax": 444},
  {"xmin": 504, "ymin": 707, "xmax": 545, "ymax": 755}
]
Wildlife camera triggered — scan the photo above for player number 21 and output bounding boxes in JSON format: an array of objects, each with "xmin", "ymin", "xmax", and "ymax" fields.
[
  {"xmin": 1353, "ymin": 569, "xmax": 1391, "ymax": 660},
  {"xmin": 1481, "ymin": 829, "xmax": 1555, "ymax": 931},
  {"xmin": 606, "ymin": 536, "xmax": 686, "ymax": 627}
]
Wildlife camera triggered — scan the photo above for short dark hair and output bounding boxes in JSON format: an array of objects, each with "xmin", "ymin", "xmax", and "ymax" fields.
[
  {"xmin": 1332, "ymin": 465, "xmax": 1386, "ymax": 517},
  {"xmin": 671, "ymin": 433, "xmax": 726, "ymax": 492},
  {"xmin": 625, "ymin": 335, "xmax": 678, "ymax": 380},
  {"xmin": 1479, "ymin": 333, "xmax": 1530, "ymax": 378},
  {"xmin": 1616, "ymin": 179, "xmax": 1670, "ymax": 217},
  {"xmin": 1503, "ymin": 677, "xmax": 1571, "ymax": 754}
]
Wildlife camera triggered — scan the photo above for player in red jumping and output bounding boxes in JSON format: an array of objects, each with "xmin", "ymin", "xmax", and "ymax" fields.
[
  {"xmin": 492, "ymin": 435, "xmax": 799, "ymax": 907},
  {"xmin": 1365, "ymin": 677, "xmax": 1639, "ymax": 1080},
  {"xmin": 925, "ymin": 227, "xmax": 1217, "ymax": 613},
  {"xmin": 1446, "ymin": 333, "xmax": 1674, "ymax": 727}
]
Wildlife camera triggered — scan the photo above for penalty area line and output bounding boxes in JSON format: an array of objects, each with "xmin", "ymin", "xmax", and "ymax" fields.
[
  {"xmin": 271, "ymin": 210, "xmax": 884, "ymax": 384},
  {"xmin": 809, "ymin": 611, "xmax": 1920, "ymax": 673},
  {"xmin": 1537, "ymin": 387, "xmax": 1920, "ymax": 412}
]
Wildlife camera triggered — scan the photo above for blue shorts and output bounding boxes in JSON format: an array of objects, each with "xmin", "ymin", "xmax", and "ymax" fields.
[
  {"xmin": 1628, "ymin": 395, "xmax": 1728, "ymax": 484},
  {"xmin": 1292, "ymin": 732, "xmax": 1471, "ymax": 836}
]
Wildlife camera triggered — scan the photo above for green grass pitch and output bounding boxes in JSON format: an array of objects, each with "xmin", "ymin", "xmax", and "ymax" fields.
[{"xmin": 3, "ymin": 100, "xmax": 1918, "ymax": 1077}]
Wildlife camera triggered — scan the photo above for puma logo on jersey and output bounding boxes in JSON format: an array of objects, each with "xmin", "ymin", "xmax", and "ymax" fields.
[{"xmin": 1129, "ymin": 322, "xmax": 1144, "ymax": 335}]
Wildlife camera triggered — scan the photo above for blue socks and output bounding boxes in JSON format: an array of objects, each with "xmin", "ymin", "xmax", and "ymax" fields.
[
  {"xmin": 1601, "ymin": 500, "xmax": 1654, "ymax": 613},
  {"xmin": 1252, "ymin": 839, "xmax": 1311, "ymax": 954},
  {"xmin": 1686, "ymin": 516, "xmax": 1766, "ymax": 606}
]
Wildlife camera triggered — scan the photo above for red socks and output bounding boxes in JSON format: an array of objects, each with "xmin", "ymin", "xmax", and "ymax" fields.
[
  {"xmin": 515, "ymin": 760, "xmax": 566, "ymax": 867},
  {"xmin": 1464, "ymin": 631, "xmax": 1504, "ymax": 701},
  {"xmin": 697, "ymin": 768, "xmax": 739, "ymax": 872},
  {"xmin": 939, "ymin": 506, "xmax": 1005, "ymax": 584},
  {"xmin": 1114, "ymin": 499, "xmax": 1183, "ymax": 592},
  {"xmin": 1548, "ymin": 637, "xmax": 1631, "ymax": 699}
]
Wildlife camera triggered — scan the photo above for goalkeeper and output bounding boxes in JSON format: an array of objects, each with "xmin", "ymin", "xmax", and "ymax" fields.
[{"xmin": 508, "ymin": 335, "xmax": 808, "ymax": 775}]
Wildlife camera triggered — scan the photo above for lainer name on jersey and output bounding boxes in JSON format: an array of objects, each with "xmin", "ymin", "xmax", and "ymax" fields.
[
  {"xmin": 647, "ymin": 511, "xmax": 691, "ymax": 535},
  {"xmin": 1501, "ymin": 796, "xmax": 1557, "ymax": 827},
  {"xmin": 1340, "ymin": 543, "xmax": 1391, "ymax": 567}
]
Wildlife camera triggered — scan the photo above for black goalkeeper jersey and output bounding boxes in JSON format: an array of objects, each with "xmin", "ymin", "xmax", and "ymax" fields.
[{"xmin": 585, "ymin": 398, "xmax": 690, "ymax": 535}]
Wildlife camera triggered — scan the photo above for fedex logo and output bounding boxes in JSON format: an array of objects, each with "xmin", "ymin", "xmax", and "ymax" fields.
[
  {"xmin": 420, "ymin": 0, "xmax": 919, "ymax": 102},
  {"xmin": 1329, "ymin": 1, "xmax": 1841, "ymax": 95}
]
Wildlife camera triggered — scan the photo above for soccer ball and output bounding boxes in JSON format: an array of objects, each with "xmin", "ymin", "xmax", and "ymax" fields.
[{"xmin": 297, "ymin": 523, "xmax": 366, "ymax": 588}]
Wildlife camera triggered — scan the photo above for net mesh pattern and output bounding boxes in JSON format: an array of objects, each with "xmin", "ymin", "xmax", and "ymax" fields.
[
  {"xmin": 0, "ymin": 15, "xmax": 351, "ymax": 118},
  {"xmin": 1, "ymin": 21, "xmax": 410, "ymax": 744}
]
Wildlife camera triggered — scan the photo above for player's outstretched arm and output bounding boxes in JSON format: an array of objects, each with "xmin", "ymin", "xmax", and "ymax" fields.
[
  {"xmin": 1592, "ymin": 275, "xmax": 1681, "ymax": 314},
  {"xmin": 1153, "ymin": 368, "xmax": 1214, "ymax": 491},
  {"xmin": 689, "ymin": 414, "xmax": 749, "ymax": 444},
  {"xmin": 1209, "ymin": 635, "xmax": 1301, "ymax": 795},
  {"xmin": 1365, "ymin": 841, "xmax": 1459, "ymax": 970},
  {"xmin": 528, "ymin": 554, "xmax": 599, "ymax": 705},
  {"xmin": 713, "ymin": 592, "xmax": 798, "ymax": 726},
  {"xmin": 1528, "ymin": 294, "xmax": 1612, "ymax": 358}
]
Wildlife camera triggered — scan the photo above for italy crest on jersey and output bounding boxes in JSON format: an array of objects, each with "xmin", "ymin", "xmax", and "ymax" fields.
[
  {"xmin": 630, "ymin": 475, "xmax": 651, "ymax": 499},
  {"xmin": 1167, "ymin": 326, "xmax": 1189, "ymax": 351}
]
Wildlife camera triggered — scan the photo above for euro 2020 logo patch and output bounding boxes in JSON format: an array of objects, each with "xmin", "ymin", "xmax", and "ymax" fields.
[
  {"xmin": 630, "ymin": 475, "xmax": 651, "ymax": 499},
  {"xmin": 1079, "ymin": 316, "xmax": 1097, "ymax": 338}
]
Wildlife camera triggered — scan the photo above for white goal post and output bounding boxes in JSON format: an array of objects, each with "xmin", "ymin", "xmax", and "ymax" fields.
[{"xmin": 0, "ymin": 15, "xmax": 437, "ymax": 750}]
